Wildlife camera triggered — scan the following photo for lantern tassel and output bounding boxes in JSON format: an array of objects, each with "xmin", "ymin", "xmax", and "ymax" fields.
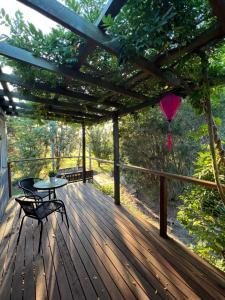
[{"xmin": 167, "ymin": 121, "xmax": 172, "ymax": 151}]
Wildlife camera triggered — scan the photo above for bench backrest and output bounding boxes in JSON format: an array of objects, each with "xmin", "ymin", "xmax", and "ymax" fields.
[{"xmin": 57, "ymin": 170, "xmax": 93, "ymax": 183}]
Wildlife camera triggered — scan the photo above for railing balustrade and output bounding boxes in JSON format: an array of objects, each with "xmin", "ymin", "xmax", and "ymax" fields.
[{"xmin": 7, "ymin": 156, "xmax": 224, "ymax": 238}]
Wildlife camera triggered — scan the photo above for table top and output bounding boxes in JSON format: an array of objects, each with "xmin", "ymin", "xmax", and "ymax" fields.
[{"xmin": 34, "ymin": 178, "xmax": 68, "ymax": 190}]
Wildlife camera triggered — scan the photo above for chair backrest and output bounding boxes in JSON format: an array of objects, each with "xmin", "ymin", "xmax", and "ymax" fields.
[
  {"xmin": 15, "ymin": 197, "xmax": 38, "ymax": 218},
  {"xmin": 18, "ymin": 178, "xmax": 37, "ymax": 196}
]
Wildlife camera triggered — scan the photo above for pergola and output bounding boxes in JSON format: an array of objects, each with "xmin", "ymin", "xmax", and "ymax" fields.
[{"xmin": 0, "ymin": 0, "xmax": 225, "ymax": 207}]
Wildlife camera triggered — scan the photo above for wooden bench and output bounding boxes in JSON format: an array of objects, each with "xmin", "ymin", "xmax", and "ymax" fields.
[{"xmin": 57, "ymin": 170, "xmax": 93, "ymax": 183}]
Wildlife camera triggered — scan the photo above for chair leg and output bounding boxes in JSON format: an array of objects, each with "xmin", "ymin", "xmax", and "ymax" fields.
[
  {"xmin": 17, "ymin": 215, "xmax": 26, "ymax": 245},
  {"xmin": 38, "ymin": 220, "xmax": 43, "ymax": 253},
  {"xmin": 19, "ymin": 207, "xmax": 22, "ymax": 218}
]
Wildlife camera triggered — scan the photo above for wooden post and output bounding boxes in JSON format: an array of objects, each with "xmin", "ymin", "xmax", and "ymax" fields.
[
  {"xmin": 160, "ymin": 176, "xmax": 167, "ymax": 238},
  {"xmin": 82, "ymin": 124, "xmax": 86, "ymax": 183},
  {"xmin": 7, "ymin": 162, "xmax": 12, "ymax": 198},
  {"xmin": 113, "ymin": 113, "xmax": 120, "ymax": 205}
]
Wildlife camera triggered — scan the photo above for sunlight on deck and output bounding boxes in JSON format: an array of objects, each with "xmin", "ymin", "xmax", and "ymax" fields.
[{"xmin": 0, "ymin": 182, "xmax": 224, "ymax": 300}]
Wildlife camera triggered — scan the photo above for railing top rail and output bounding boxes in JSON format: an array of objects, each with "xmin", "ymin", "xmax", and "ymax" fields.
[
  {"xmin": 8, "ymin": 156, "xmax": 223, "ymax": 191},
  {"xmin": 8, "ymin": 156, "xmax": 81, "ymax": 163},
  {"xmin": 118, "ymin": 163, "xmax": 223, "ymax": 190}
]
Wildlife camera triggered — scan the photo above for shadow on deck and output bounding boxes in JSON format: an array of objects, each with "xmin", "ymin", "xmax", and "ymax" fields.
[{"xmin": 0, "ymin": 182, "xmax": 225, "ymax": 300}]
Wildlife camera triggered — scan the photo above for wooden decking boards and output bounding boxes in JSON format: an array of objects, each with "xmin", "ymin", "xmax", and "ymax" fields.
[{"xmin": 0, "ymin": 183, "xmax": 225, "ymax": 300}]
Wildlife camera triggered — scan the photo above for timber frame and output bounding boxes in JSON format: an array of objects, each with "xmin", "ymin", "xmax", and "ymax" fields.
[{"xmin": 1, "ymin": 0, "xmax": 225, "ymax": 211}]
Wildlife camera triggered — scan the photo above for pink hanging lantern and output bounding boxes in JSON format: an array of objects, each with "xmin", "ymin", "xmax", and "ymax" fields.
[{"xmin": 160, "ymin": 94, "xmax": 181, "ymax": 151}]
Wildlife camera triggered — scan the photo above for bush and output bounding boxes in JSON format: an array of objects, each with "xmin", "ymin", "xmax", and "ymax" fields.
[{"xmin": 178, "ymin": 151, "xmax": 225, "ymax": 270}]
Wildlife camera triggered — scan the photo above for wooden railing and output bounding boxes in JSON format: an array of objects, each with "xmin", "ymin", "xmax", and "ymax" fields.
[
  {"xmin": 91, "ymin": 158, "xmax": 224, "ymax": 238},
  {"xmin": 8, "ymin": 156, "xmax": 223, "ymax": 238}
]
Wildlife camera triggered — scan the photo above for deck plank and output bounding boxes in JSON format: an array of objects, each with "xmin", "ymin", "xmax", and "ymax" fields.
[
  {"xmin": 77, "ymin": 183, "xmax": 225, "ymax": 299},
  {"xmin": 23, "ymin": 218, "xmax": 36, "ymax": 300},
  {"xmin": 69, "ymin": 186, "xmax": 189, "ymax": 300},
  {"xmin": 0, "ymin": 184, "xmax": 225, "ymax": 300},
  {"xmin": 0, "ymin": 200, "xmax": 20, "ymax": 300},
  {"xmin": 50, "ymin": 214, "xmax": 86, "ymax": 300},
  {"xmin": 64, "ymin": 194, "xmax": 155, "ymax": 300},
  {"xmin": 54, "ymin": 214, "xmax": 100, "ymax": 299},
  {"xmin": 32, "ymin": 220, "xmax": 48, "ymax": 300},
  {"xmin": 63, "ymin": 198, "xmax": 126, "ymax": 300}
]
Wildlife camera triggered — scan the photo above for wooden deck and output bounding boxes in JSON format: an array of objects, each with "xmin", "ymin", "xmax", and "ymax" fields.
[{"xmin": 0, "ymin": 183, "xmax": 225, "ymax": 300}]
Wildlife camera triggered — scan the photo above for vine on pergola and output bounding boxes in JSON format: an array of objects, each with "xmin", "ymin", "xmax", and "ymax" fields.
[{"xmin": 1, "ymin": 0, "xmax": 225, "ymax": 200}]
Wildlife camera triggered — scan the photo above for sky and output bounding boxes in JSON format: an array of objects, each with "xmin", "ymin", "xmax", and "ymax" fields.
[
  {"xmin": 0, "ymin": 0, "xmax": 57, "ymax": 36},
  {"xmin": 0, "ymin": 0, "xmax": 58, "ymax": 102}
]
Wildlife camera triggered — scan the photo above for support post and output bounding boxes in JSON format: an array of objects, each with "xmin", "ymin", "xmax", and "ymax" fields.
[
  {"xmin": 160, "ymin": 176, "xmax": 167, "ymax": 238},
  {"xmin": 7, "ymin": 161, "xmax": 12, "ymax": 198},
  {"xmin": 82, "ymin": 124, "xmax": 86, "ymax": 183},
  {"xmin": 113, "ymin": 113, "xmax": 120, "ymax": 205}
]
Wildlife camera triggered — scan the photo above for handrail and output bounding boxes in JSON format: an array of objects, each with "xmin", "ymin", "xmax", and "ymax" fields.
[
  {"xmin": 9, "ymin": 156, "xmax": 223, "ymax": 190},
  {"xmin": 8, "ymin": 156, "xmax": 81, "ymax": 163},
  {"xmin": 118, "ymin": 163, "xmax": 224, "ymax": 191}
]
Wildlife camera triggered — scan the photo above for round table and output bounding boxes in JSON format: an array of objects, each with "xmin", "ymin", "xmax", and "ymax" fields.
[{"xmin": 34, "ymin": 178, "xmax": 68, "ymax": 199}]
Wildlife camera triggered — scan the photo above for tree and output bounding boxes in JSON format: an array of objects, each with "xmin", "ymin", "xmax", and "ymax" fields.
[
  {"xmin": 178, "ymin": 150, "xmax": 225, "ymax": 270},
  {"xmin": 88, "ymin": 124, "xmax": 112, "ymax": 167},
  {"xmin": 7, "ymin": 116, "xmax": 80, "ymax": 180},
  {"xmin": 120, "ymin": 101, "xmax": 202, "ymax": 200}
]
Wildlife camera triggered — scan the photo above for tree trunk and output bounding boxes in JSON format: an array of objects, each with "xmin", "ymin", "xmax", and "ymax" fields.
[
  {"xmin": 212, "ymin": 118, "xmax": 225, "ymax": 166},
  {"xmin": 201, "ymin": 53, "xmax": 225, "ymax": 205},
  {"xmin": 204, "ymin": 98, "xmax": 225, "ymax": 205}
]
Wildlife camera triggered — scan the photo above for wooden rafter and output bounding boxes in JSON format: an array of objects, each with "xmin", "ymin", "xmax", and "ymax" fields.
[
  {"xmin": 3, "ymin": 101, "xmax": 97, "ymax": 120},
  {"xmin": 0, "ymin": 89, "xmax": 108, "ymax": 115},
  {"xmin": 0, "ymin": 72, "xmax": 120, "ymax": 108},
  {"xmin": 74, "ymin": 0, "xmax": 127, "ymax": 69},
  {"xmin": 124, "ymin": 23, "xmax": 225, "ymax": 88},
  {"xmin": 14, "ymin": 105, "xmax": 98, "ymax": 120},
  {"xmin": 45, "ymin": 106, "xmax": 100, "ymax": 120},
  {"xmin": 0, "ymin": 42, "xmax": 151, "ymax": 102},
  {"xmin": 18, "ymin": 0, "xmax": 183, "ymax": 87},
  {"xmin": 17, "ymin": 110, "xmax": 93, "ymax": 124}
]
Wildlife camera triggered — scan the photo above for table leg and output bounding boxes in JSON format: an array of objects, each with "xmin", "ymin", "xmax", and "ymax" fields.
[{"xmin": 54, "ymin": 188, "xmax": 56, "ymax": 199}]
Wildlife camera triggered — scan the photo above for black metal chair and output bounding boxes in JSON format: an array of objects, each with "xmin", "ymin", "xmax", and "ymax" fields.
[
  {"xmin": 15, "ymin": 196, "xmax": 69, "ymax": 253},
  {"xmin": 18, "ymin": 177, "xmax": 54, "ymax": 200}
]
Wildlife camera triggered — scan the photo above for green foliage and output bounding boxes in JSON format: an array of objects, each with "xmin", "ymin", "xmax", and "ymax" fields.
[
  {"xmin": 8, "ymin": 117, "xmax": 79, "ymax": 181},
  {"xmin": 88, "ymin": 124, "xmax": 112, "ymax": 162},
  {"xmin": 48, "ymin": 170, "xmax": 57, "ymax": 177},
  {"xmin": 94, "ymin": 183, "xmax": 114, "ymax": 198},
  {"xmin": 178, "ymin": 151, "xmax": 225, "ymax": 270},
  {"xmin": 104, "ymin": 0, "xmax": 213, "ymax": 62},
  {"xmin": 120, "ymin": 101, "xmax": 202, "ymax": 200}
]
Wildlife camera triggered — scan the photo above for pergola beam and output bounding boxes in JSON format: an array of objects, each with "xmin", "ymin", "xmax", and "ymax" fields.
[
  {"xmin": 155, "ymin": 23, "xmax": 224, "ymax": 66},
  {"xmin": 6, "ymin": 100, "xmax": 99, "ymax": 120},
  {"xmin": 75, "ymin": 0, "xmax": 127, "ymax": 69},
  {"xmin": 0, "ymin": 72, "xmax": 120, "ymax": 108},
  {"xmin": 44, "ymin": 106, "xmax": 100, "ymax": 120},
  {"xmin": 0, "ymin": 42, "xmax": 151, "ymax": 102},
  {"xmin": 0, "ymin": 89, "xmax": 107, "ymax": 115},
  {"xmin": 125, "ymin": 23, "xmax": 225, "ymax": 88},
  {"xmin": 18, "ymin": 0, "xmax": 182, "ymax": 87},
  {"xmin": 17, "ymin": 110, "xmax": 92, "ymax": 124}
]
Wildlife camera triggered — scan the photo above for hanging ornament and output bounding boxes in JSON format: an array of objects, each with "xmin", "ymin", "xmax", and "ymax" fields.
[{"xmin": 160, "ymin": 94, "xmax": 181, "ymax": 151}]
